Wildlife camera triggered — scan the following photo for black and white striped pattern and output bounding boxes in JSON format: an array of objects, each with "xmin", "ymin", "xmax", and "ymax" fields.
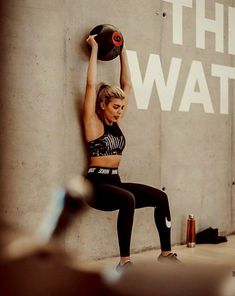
[{"xmin": 88, "ymin": 123, "xmax": 126, "ymax": 157}]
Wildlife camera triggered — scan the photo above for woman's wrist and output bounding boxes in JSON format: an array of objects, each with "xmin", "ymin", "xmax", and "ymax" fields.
[
  {"xmin": 91, "ymin": 44, "xmax": 98, "ymax": 53},
  {"xmin": 120, "ymin": 46, "xmax": 127, "ymax": 60}
]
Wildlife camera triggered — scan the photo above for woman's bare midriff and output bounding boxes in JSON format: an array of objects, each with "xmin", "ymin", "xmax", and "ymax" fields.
[{"xmin": 89, "ymin": 155, "xmax": 122, "ymax": 168}]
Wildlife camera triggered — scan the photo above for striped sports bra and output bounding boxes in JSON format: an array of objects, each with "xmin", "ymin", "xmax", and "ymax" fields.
[{"xmin": 88, "ymin": 123, "xmax": 126, "ymax": 157}]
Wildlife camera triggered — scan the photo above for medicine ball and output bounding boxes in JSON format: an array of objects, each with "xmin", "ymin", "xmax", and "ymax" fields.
[{"xmin": 88, "ymin": 24, "xmax": 124, "ymax": 61}]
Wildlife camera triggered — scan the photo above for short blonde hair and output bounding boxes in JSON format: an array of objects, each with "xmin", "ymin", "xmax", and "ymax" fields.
[{"xmin": 96, "ymin": 83, "xmax": 125, "ymax": 118}]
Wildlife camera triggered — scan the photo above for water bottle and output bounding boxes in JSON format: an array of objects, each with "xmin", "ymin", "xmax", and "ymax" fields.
[{"xmin": 186, "ymin": 214, "xmax": 196, "ymax": 248}]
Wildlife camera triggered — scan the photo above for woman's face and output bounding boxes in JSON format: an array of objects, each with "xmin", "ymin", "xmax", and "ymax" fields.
[{"xmin": 101, "ymin": 98, "xmax": 125, "ymax": 124}]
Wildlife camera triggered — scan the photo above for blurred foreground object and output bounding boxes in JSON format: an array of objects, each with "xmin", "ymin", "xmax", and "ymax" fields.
[
  {"xmin": 0, "ymin": 176, "xmax": 109, "ymax": 296},
  {"xmin": 102, "ymin": 261, "xmax": 235, "ymax": 296}
]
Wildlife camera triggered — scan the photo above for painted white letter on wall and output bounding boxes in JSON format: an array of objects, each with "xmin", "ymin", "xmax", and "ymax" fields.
[
  {"xmin": 228, "ymin": 6, "xmax": 235, "ymax": 55},
  {"xmin": 212, "ymin": 64, "xmax": 235, "ymax": 114},
  {"xmin": 126, "ymin": 50, "xmax": 181, "ymax": 111},
  {"xmin": 179, "ymin": 60, "xmax": 214, "ymax": 113},
  {"xmin": 163, "ymin": 0, "xmax": 192, "ymax": 45},
  {"xmin": 196, "ymin": 0, "xmax": 224, "ymax": 52}
]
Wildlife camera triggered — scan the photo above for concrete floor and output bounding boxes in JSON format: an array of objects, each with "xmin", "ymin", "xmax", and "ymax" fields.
[
  {"xmin": 76, "ymin": 235, "xmax": 235, "ymax": 296},
  {"xmin": 81, "ymin": 235, "xmax": 235, "ymax": 271}
]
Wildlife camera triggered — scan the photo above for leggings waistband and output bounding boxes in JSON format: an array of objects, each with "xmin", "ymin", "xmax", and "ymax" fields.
[{"xmin": 88, "ymin": 167, "xmax": 119, "ymax": 175}]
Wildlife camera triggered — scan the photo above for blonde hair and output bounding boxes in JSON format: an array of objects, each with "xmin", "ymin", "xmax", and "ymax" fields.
[{"xmin": 96, "ymin": 83, "xmax": 125, "ymax": 119}]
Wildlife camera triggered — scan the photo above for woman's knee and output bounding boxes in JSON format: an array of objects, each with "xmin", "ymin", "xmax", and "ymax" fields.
[
  {"xmin": 120, "ymin": 191, "xmax": 136, "ymax": 209},
  {"xmin": 154, "ymin": 190, "xmax": 169, "ymax": 208},
  {"xmin": 161, "ymin": 191, "xmax": 169, "ymax": 202}
]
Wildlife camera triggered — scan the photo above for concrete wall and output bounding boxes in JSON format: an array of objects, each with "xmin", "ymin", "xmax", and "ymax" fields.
[{"xmin": 0, "ymin": 0, "xmax": 235, "ymax": 260}]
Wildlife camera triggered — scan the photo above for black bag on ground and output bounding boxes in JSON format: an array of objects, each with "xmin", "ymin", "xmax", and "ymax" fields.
[{"xmin": 196, "ymin": 227, "xmax": 227, "ymax": 244}]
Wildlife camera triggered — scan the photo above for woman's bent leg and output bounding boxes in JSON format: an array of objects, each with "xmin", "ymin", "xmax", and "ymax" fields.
[
  {"xmin": 120, "ymin": 183, "xmax": 171, "ymax": 251},
  {"xmin": 88, "ymin": 183, "xmax": 135, "ymax": 257}
]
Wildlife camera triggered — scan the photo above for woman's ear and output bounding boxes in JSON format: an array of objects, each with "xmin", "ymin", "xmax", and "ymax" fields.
[{"xmin": 100, "ymin": 101, "xmax": 105, "ymax": 110}]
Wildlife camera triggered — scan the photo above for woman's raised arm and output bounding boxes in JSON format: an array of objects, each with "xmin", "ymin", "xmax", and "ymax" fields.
[
  {"xmin": 83, "ymin": 35, "xmax": 98, "ymax": 123},
  {"xmin": 119, "ymin": 46, "xmax": 132, "ymax": 107}
]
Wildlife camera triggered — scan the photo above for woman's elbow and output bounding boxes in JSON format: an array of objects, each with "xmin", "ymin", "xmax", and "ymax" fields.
[{"xmin": 122, "ymin": 81, "xmax": 132, "ymax": 93}]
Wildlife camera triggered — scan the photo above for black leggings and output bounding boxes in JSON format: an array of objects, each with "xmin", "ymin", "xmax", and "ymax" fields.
[{"xmin": 86, "ymin": 168, "xmax": 172, "ymax": 257}]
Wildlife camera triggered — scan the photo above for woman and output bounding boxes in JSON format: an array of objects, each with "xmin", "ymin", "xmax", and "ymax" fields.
[{"xmin": 83, "ymin": 35, "xmax": 179, "ymax": 271}]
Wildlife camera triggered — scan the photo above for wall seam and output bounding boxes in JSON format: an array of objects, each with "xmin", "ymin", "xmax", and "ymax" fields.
[{"xmin": 159, "ymin": 0, "xmax": 163, "ymax": 190}]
